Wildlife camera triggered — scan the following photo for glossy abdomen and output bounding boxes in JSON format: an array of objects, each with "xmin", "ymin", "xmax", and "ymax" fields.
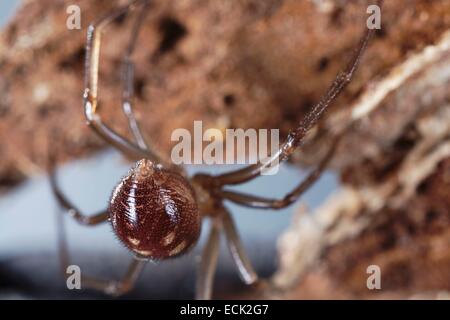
[{"xmin": 109, "ymin": 160, "xmax": 200, "ymax": 260}]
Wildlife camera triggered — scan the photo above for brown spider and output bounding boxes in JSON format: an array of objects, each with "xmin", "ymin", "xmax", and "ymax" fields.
[{"xmin": 49, "ymin": 0, "xmax": 381, "ymax": 299}]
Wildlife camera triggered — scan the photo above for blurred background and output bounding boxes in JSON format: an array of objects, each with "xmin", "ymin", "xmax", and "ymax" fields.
[{"xmin": 1, "ymin": 0, "xmax": 449, "ymax": 300}]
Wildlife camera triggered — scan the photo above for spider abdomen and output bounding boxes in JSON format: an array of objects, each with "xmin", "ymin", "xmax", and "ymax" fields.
[{"xmin": 109, "ymin": 160, "xmax": 200, "ymax": 260}]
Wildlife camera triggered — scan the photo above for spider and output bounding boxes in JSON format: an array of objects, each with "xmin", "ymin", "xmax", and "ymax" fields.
[{"xmin": 49, "ymin": 0, "xmax": 381, "ymax": 299}]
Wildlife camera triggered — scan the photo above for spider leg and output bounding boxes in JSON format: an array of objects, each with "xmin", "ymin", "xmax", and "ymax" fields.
[
  {"xmin": 55, "ymin": 195, "xmax": 146, "ymax": 296},
  {"xmin": 212, "ymin": 0, "xmax": 382, "ymax": 186},
  {"xmin": 120, "ymin": 3, "xmax": 183, "ymax": 174},
  {"xmin": 49, "ymin": 160, "xmax": 109, "ymax": 226},
  {"xmin": 80, "ymin": 258, "xmax": 146, "ymax": 296},
  {"xmin": 218, "ymin": 133, "xmax": 341, "ymax": 209},
  {"xmin": 220, "ymin": 207, "xmax": 258, "ymax": 284},
  {"xmin": 196, "ymin": 219, "xmax": 221, "ymax": 300},
  {"xmin": 121, "ymin": 1, "xmax": 152, "ymax": 151},
  {"xmin": 84, "ymin": 0, "xmax": 171, "ymax": 166}
]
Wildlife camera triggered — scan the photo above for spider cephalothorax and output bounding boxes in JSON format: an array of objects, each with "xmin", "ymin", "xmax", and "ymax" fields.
[
  {"xmin": 50, "ymin": 0, "xmax": 382, "ymax": 300},
  {"xmin": 109, "ymin": 159, "xmax": 200, "ymax": 260}
]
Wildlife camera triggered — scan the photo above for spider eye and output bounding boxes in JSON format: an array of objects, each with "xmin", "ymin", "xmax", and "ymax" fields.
[{"xmin": 109, "ymin": 159, "xmax": 200, "ymax": 260}]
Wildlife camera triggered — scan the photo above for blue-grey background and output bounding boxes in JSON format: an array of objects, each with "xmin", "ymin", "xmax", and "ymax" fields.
[
  {"xmin": 0, "ymin": 1, "xmax": 18, "ymax": 27},
  {"xmin": 0, "ymin": 1, "xmax": 338, "ymax": 299}
]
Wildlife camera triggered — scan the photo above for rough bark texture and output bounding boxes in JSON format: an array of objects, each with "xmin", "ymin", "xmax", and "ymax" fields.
[
  {"xmin": 272, "ymin": 27, "xmax": 450, "ymax": 299},
  {"xmin": 2, "ymin": 0, "xmax": 450, "ymax": 187},
  {"xmin": 1, "ymin": 0, "xmax": 449, "ymax": 299}
]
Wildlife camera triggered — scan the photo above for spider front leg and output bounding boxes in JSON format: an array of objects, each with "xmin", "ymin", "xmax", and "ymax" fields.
[
  {"xmin": 212, "ymin": 0, "xmax": 383, "ymax": 186},
  {"xmin": 49, "ymin": 1, "xmax": 152, "ymax": 226},
  {"xmin": 217, "ymin": 133, "xmax": 342, "ymax": 209},
  {"xmin": 84, "ymin": 0, "xmax": 172, "ymax": 167},
  {"xmin": 121, "ymin": 1, "xmax": 151, "ymax": 151}
]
